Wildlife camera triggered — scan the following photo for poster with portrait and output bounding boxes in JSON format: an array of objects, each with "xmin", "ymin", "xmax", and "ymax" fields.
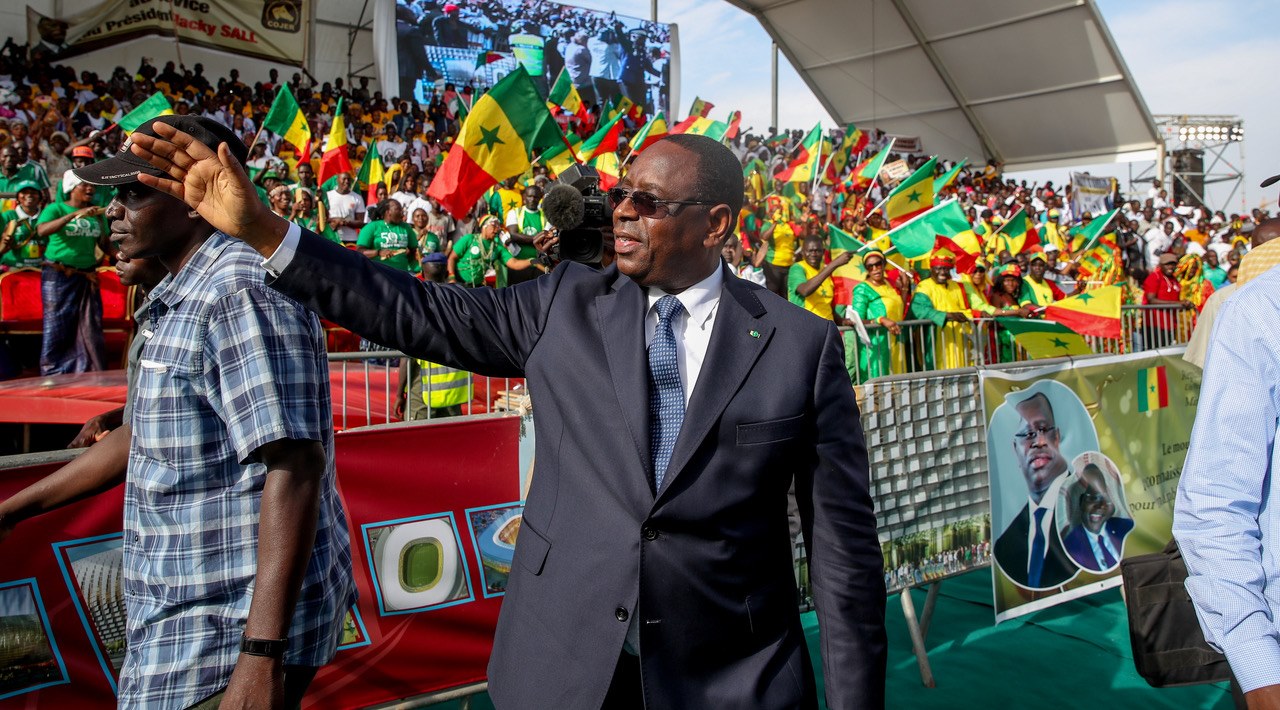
[{"xmin": 982, "ymin": 350, "xmax": 1200, "ymax": 622}]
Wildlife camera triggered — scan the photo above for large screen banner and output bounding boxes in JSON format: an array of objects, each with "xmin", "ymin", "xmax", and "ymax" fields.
[{"xmin": 394, "ymin": 0, "xmax": 674, "ymax": 115}]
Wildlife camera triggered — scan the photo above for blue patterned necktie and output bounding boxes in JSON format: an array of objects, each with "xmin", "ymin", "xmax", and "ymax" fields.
[
  {"xmin": 1098, "ymin": 534, "xmax": 1117, "ymax": 568},
  {"xmin": 1028, "ymin": 508, "xmax": 1047, "ymax": 587},
  {"xmin": 649, "ymin": 295, "xmax": 686, "ymax": 491}
]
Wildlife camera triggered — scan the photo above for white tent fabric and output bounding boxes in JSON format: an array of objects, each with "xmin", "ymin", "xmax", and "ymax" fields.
[
  {"xmin": 6, "ymin": 0, "xmax": 377, "ymax": 94},
  {"xmin": 724, "ymin": 0, "xmax": 1162, "ymax": 172}
]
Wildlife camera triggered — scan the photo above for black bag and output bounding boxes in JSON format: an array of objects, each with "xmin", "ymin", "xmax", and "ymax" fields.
[{"xmin": 1120, "ymin": 539, "xmax": 1233, "ymax": 687}]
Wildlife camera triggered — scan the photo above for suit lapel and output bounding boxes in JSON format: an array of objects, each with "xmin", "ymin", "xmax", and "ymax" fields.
[
  {"xmin": 596, "ymin": 273, "xmax": 656, "ymax": 498},
  {"xmin": 657, "ymin": 271, "xmax": 772, "ymax": 500}
]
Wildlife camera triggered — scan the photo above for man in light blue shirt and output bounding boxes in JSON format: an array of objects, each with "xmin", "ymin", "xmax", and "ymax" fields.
[{"xmin": 1174, "ymin": 265, "xmax": 1280, "ymax": 706}]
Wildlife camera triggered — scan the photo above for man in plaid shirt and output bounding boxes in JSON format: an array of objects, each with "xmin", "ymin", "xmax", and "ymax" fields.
[{"xmin": 0, "ymin": 116, "xmax": 355, "ymax": 709}]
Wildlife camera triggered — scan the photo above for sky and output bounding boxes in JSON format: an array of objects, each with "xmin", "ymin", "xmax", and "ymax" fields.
[{"xmin": 563, "ymin": 0, "xmax": 1274, "ymax": 213}]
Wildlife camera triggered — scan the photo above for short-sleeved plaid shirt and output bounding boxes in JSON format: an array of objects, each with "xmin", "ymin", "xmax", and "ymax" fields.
[{"xmin": 120, "ymin": 231, "xmax": 355, "ymax": 710}]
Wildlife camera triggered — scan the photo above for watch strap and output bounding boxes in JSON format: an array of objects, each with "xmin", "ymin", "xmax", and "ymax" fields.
[{"xmin": 240, "ymin": 634, "xmax": 288, "ymax": 659}]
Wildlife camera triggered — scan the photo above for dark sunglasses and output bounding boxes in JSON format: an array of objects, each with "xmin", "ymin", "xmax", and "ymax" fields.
[{"xmin": 607, "ymin": 187, "xmax": 718, "ymax": 218}]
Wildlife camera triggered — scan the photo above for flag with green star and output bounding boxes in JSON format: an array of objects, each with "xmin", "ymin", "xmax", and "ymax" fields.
[
  {"xmin": 996, "ymin": 317, "xmax": 1092, "ymax": 359},
  {"xmin": 882, "ymin": 156, "xmax": 936, "ymax": 228},
  {"xmin": 1043, "ymin": 284, "xmax": 1122, "ymax": 339},
  {"xmin": 426, "ymin": 67, "xmax": 563, "ymax": 218}
]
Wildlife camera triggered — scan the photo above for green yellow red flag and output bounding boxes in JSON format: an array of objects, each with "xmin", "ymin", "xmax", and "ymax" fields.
[
  {"xmin": 884, "ymin": 198, "xmax": 972, "ymax": 260},
  {"xmin": 628, "ymin": 112, "xmax": 668, "ymax": 156},
  {"xmin": 579, "ymin": 110, "xmax": 625, "ymax": 163},
  {"xmin": 827, "ymin": 224, "xmax": 868, "ymax": 304},
  {"xmin": 263, "ymin": 85, "xmax": 311, "ymax": 153},
  {"xmin": 547, "ymin": 69, "xmax": 587, "ymax": 121},
  {"xmin": 356, "ymin": 142, "xmax": 383, "ymax": 205},
  {"xmin": 118, "ymin": 91, "xmax": 173, "ymax": 134},
  {"xmin": 849, "ymin": 141, "xmax": 894, "ymax": 189},
  {"xmin": 318, "ymin": 97, "xmax": 351, "ymax": 186},
  {"xmin": 996, "ymin": 317, "xmax": 1092, "ymax": 359},
  {"xmin": 775, "ymin": 124, "xmax": 822, "ymax": 183},
  {"xmin": 933, "ymin": 159, "xmax": 966, "ymax": 193},
  {"xmin": 1137, "ymin": 365, "xmax": 1169, "ymax": 412},
  {"xmin": 883, "ymin": 156, "xmax": 936, "ymax": 227},
  {"xmin": 1043, "ymin": 285, "xmax": 1122, "ymax": 339},
  {"xmin": 688, "ymin": 96, "xmax": 713, "ymax": 118},
  {"xmin": 426, "ymin": 68, "xmax": 562, "ymax": 218}
]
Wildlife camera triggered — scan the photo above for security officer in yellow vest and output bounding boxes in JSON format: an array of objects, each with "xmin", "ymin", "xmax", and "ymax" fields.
[
  {"xmin": 398, "ymin": 359, "xmax": 472, "ymax": 419},
  {"xmin": 505, "ymin": 184, "xmax": 548, "ymax": 285}
]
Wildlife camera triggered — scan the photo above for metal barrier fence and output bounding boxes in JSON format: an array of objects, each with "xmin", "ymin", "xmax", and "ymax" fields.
[
  {"xmin": 843, "ymin": 303, "xmax": 1198, "ymax": 384},
  {"xmin": 327, "ymin": 351, "xmax": 525, "ymax": 430}
]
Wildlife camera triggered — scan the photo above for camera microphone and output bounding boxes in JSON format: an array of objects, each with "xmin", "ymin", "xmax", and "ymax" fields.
[{"xmin": 542, "ymin": 183, "xmax": 585, "ymax": 231}]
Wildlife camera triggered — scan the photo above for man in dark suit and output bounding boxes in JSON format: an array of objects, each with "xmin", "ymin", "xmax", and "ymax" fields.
[
  {"xmin": 1061, "ymin": 463, "xmax": 1134, "ymax": 572},
  {"xmin": 993, "ymin": 392, "xmax": 1076, "ymax": 589},
  {"xmin": 125, "ymin": 127, "xmax": 887, "ymax": 709}
]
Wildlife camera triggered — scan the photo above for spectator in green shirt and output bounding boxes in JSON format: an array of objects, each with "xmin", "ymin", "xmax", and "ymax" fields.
[
  {"xmin": 36, "ymin": 172, "xmax": 108, "ymax": 374},
  {"xmin": 0, "ymin": 181, "xmax": 47, "ymax": 270},
  {"xmin": 448, "ymin": 215, "xmax": 541, "ymax": 287},
  {"xmin": 357, "ymin": 198, "xmax": 418, "ymax": 272}
]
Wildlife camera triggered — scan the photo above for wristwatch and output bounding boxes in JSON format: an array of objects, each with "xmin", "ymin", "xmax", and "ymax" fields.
[{"xmin": 240, "ymin": 634, "xmax": 288, "ymax": 659}]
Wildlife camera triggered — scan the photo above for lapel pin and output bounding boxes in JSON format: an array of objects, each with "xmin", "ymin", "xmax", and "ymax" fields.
[{"xmin": 749, "ymin": 330, "xmax": 761, "ymax": 339}]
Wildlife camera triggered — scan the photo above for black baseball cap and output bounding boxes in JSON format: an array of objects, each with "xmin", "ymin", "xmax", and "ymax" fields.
[{"xmin": 74, "ymin": 115, "xmax": 248, "ymax": 186}]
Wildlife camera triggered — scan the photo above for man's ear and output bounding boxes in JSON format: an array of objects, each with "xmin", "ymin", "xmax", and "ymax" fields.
[{"xmin": 703, "ymin": 204, "xmax": 733, "ymax": 249}]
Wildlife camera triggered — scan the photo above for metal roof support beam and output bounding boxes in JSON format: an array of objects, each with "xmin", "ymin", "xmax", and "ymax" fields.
[{"xmin": 885, "ymin": 0, "xmax": 1001, "ymax": 162}]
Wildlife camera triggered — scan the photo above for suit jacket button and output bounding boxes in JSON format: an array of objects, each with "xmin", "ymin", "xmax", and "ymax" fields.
[
  {"xmin": 642, "ymin": 526, "xmax": 659, "ymax": 541},
  {"xmin": 615, "ymin": 607, "xmax": 629, "ymax": 622}
]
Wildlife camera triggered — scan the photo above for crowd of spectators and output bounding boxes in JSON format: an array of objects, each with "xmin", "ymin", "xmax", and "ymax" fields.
[{"xmin": 0, "ymin": 38, "xmax": 1264, "ymax": 386}]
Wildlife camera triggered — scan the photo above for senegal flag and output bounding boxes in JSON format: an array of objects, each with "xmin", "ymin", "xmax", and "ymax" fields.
[
  {"xmin": 775, "ymin": 123, "xmax": 822, "ymax": 183},
  {"xmin": 118, "ymin": 91, "xmax": 173, "ymax": 134},
  {"xmin": 591, "ymin": 150, "xmax": 621, "ymax": 190},
  {"xmin": 539, "ymin": 132, "xmax": 582, "ymax": 176},
  {"xmin": 1044, "ymin": 285, "xmax": 1121, "ymax": 339},
  {"xmin": 356, "ymin": 142, "xmax": 384, "ymax": 205},
  {"xmin": 993, "ymin": 209, "xmax": 1040, "ymax": 256},
  {"xmin": 263, "ymin": 85, "xmax": 311, "ymax": 153},
  {"xmin": 579, "ymin": 110, "xmax": 625, "ymax": 164},
  {"xmin": 883, "ymin": 157, "xmax": 936, "ymax": 227},
  {"xmin": 427, "ymin": 68, "xmax": 562, "ymax": 218},
  {"xmin": 628, "ymin": 112, "xmax": 668, "ymax": 156},
  {"xmin": 828, "ymin": 224, "xmax": 867, "ymax": 305},
  {"xmin": 1071, "ymin": 208, "xmax": 1121, "ymax": 256},
  {"xmin": 1137, "ymin": 365, "xmax": 1169, "ymax": 412},
  {"xmin": 885, "ymin": 198, "xmax": 971, "ymax": 260},
  {"xmin": 996, "ymin": 318, "xmax": 1092, "ymax": 359},
  {"xmin": 688, "ymin": 96, "xmax": 714, "ymax": 118},
  {"xmin": 547, "ymin": 69, "xmax": 587, "ymax": 122},
  {"xmin": 934, "ymin": 159, "xmax": 966, "ymax": 193},
  {"xmin": 848, "ymin": 141, "xmax": 894, "ymax": 190},
  {"xmin": 828, "ymin": 123, "xmax": 868, "ymax": 180},
  {"xmin": 670, "ymin": 115, "xmax": 728, "ymax": 141},
  {"xmin": 724, "ymin": 110, "xmax": 742, "ymax": 140},
  {"xmin": 318, "ymin": 97, "xmax": 351, "ymax": 186}
]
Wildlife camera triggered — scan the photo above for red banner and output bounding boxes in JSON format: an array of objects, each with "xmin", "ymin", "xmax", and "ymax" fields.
[{"xmin": 0, "ymin": 415, "xmax": 522, "ymax": 708}]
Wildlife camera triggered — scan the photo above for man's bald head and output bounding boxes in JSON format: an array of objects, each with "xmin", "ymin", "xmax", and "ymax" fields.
[{"xmin": 1253, "ymin": 218, "xmax": 1280, "ymax": 247}]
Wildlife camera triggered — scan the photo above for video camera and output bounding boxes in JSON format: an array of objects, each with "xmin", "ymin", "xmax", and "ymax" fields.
[{"xmin": 542, "ymin": 164, "xmax": 613, "ymax": 266}]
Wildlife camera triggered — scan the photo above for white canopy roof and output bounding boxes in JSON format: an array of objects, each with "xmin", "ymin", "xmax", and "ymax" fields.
[{"xmin": 724, "ymin": 0, "xmax": 1162, "ymax": 172}]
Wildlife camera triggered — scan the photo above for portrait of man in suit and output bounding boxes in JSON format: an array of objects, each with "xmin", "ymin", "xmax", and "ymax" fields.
[
  {"xmin": 992, "ymin": 387, "xmax": 1080, "ymax": 590},
  {"xmin": 1060, "ymin": 457, "xmax": 1135, "ymax": 573},
  {"xmin": 122, "ymin": 127, "xmax": 888, "ymax": 709}
]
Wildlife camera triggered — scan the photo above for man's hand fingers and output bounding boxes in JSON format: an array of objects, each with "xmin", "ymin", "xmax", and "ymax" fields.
[
  {"xmin": 127, "ymin": 136, "xmax": 193, "ymax": 182},
  {"xmin": 146, "ymin": 121, "xmax": 218, "ymax": 161},
  {"xmin": 136, "ymin": 172, "xmax": 188, "ymax": 202}
]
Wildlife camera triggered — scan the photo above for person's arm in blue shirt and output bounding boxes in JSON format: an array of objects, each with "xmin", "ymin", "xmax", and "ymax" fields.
[{"xmin": 1174, "ymin": 289, "xmax": 1280, "ymax": 699}]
